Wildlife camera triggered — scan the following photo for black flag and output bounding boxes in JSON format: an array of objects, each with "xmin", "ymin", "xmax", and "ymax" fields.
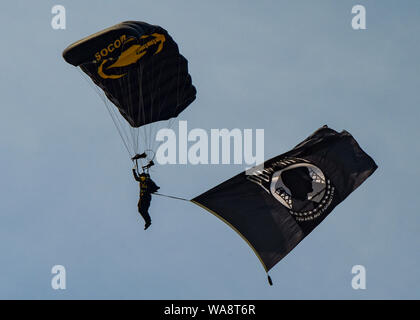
[{"xmin": 192, "ymin": 126, "xmax": 377, "ymax": 272}]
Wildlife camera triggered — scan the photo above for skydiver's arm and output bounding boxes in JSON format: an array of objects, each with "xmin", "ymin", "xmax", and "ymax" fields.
[{"xmin": 132, "ymin": 168, "xmax": 140, "ymax": 181}]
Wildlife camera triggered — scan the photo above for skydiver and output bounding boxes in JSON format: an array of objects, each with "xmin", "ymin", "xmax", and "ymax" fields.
[{"xmin": 132, "ymin": 163, "xmax": 160, "ymax": 230}]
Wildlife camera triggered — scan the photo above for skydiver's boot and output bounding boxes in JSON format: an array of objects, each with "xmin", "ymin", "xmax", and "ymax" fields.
[{"xmin": 144, "ymin": 221, "xmax": 152, "ymax": 230}]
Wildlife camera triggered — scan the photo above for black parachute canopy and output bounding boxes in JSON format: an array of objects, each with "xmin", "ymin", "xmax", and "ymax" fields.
[
  {"xmin": 63, "ymin": 21, "xmax": 196, "ymax": 128},
  {"xmin": 192, "ymin": 126, "xmax": 377, "ymax": 272}
]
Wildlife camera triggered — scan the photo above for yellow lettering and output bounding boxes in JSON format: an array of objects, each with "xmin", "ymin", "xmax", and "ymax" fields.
[
  {"xmin": 96, "ymin": 33, "xmax": 165, "ymax": 79},
  {"xmin": 94, "ymin": 34, "xmax": 129, "ymax": 61}
]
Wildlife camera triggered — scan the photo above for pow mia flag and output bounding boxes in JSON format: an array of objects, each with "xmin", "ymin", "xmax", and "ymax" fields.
[{"xmin": 192, "ymin": 126, "xmax": 377, "ymax": 273}]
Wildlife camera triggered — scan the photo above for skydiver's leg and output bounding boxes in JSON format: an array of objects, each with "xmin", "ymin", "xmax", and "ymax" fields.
[
  {"xmin": 143, "ymin": 212, "xmax": 151, "ymax": 230},
  {"xmin": 140, "ymin": 210, "xmax": 151, "ymax": 224},
  {"xmin": 138, "ymin": 199, "xmax": 151, "ymax": 230}
]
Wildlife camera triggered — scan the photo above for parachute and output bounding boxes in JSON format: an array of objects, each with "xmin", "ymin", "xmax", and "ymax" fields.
[{"xmin": 63, "ymin": 21, "xmax": 196, "ymax": 167}]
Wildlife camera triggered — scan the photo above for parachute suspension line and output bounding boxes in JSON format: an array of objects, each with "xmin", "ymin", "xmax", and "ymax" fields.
[
  {"xmin": 121, "ymin": 76, "xmax": 134, "ymax": 154},
  {"xmin": 123, "ymin": 76, "xmax": 138, "ymax": 156},
  {"xmin": 157, "ymin": 58, "xmax": 182, "ymax": 153},
  {"xmin": 109, "ymin": 75, "xmax": 137, "ymax": 155},
  {"xmin": 165, "ymin": 59, "xmax": 180, "ymax": 134},
  {"xmin": 142, "ymin": 62, "xmax": 154, "ymax": 154},
  {"xmin": 149, "ymin": 57, "xmax": 168, "ymax": 153},
  {"xmin": 78, "ymin": 69, "xmax": 131, "ymax": 155},
  {"xmin": 140, "ymin": 65, "xmax": 148, "ymax": 153},
  {"xmin": 101, "ymin": 86, "xmax": 133, "ymax": 155},
  {"xmin": 136, "ymin": 42, "xmax": 145, "ymax": 157},
  {"xmin": 133, "ymin": 61, "xmax": 140, "ymax": 154},
  {"xmin": 77, "ymin": 68, "xmax": 133, "ymax": 157},
  {"xmin": 136, "ymin": 63, "xmax": 149, "ymax": 157},
  {"xmin": 104, "ymin": 97, "xmax": 133, "ymax": 157},
  {"xmin": 165, "ymin": 56, "xmax": 190, "ymax": 143},
  {"xmin": 121, "ymin": 68, "xmax": 139, "ymax": 155},
  {"xmin": 164, "ymin": 60, "xmax": 179, "ymax": 136},
  {"xmin": 107, "ymin": 98, "xmax": 134, "ymax": 156},
  {"xmin": 149, "ymin": 55, "xmax": 159, "ymax": 152},
  {"xmin": 147, "ymin": 57, "xmax": 154, "ymax": 153}
]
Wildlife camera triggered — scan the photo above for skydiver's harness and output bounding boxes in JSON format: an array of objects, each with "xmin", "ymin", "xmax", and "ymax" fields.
[
  {"xmin": 131, "ymin": 153, "xmax": 188, "ymax": 201},
  {"xmin": 132, "ymin": 153, "xmax": 159, "ymax": 198}
]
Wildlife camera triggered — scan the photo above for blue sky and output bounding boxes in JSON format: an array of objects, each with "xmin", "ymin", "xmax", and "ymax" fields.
[{"xmin": 0, "ymin": 0, "xmax": 419, "ymax": 299}]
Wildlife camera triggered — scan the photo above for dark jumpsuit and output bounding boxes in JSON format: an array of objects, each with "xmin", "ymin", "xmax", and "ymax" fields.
[{"xmin": 132, "ymin": 170, "xmax": 160, "ymax": 226}]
